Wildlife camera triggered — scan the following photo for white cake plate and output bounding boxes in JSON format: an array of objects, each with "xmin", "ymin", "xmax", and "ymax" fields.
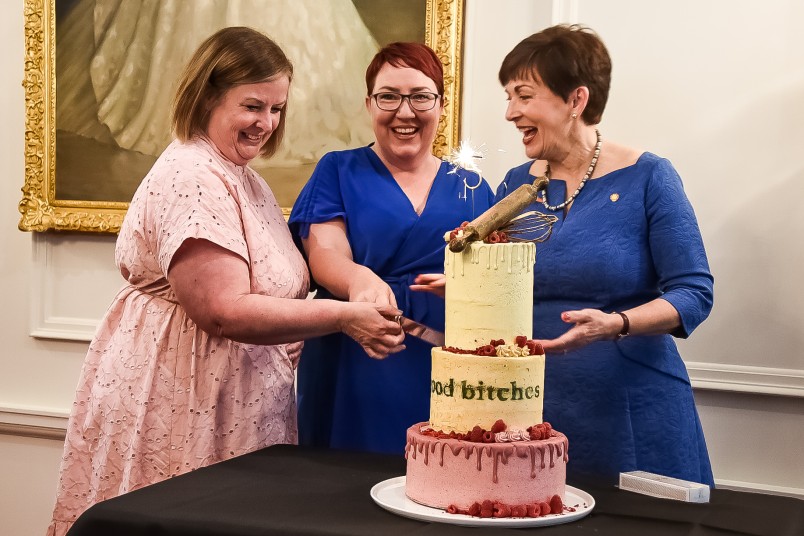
[{"xmin": 370, "ymin": 476, "xmax": 594, "ymax": 528}]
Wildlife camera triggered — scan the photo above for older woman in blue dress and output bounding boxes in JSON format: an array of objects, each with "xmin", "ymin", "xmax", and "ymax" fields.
[
  {"xmin": 495, "ymin": 25, "xmax": 715, "ymax": 486},
  {"xmin": 289, "ymin": 42, "xmax": 494, "ymax": 454}
]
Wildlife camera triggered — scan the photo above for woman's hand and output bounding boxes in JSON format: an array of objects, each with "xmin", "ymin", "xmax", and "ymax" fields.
[
  {"xmin": 340, "ymin": 303, "xmax": 406, "ymax": 359},
  {"xmin": 285, "ymin": 341, "xmax": 304, "ymax": 368},
  {"xmin": 410, "ymin": 273, "xmax": 446, "ymax": 298},
  {"xmin": 348, "ymin": 272, "xmax": 398, "ymax": 308},
  {"xmin": 535, "ymin": 308, "xmax": 624, "ymax": 353}
]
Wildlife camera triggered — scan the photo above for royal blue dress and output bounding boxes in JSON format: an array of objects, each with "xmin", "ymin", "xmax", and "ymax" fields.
[
  {"xmin": 290, "ymin": 146, "xmax": 494, "ymax": 454},
  {"xmin": 495, "ymin": 153, "xmax": 715, "ymax": 486}
]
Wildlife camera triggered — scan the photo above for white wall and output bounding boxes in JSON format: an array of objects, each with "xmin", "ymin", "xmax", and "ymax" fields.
[
  {"xmin": 460, "ymin": 0, "xmax": 804, "ymax": 496},
  {"xmin": 2, "ymin": 1, "xmax": 803, "ymax": 534}
]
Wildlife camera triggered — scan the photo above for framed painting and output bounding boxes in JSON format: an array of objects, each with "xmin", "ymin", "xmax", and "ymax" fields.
[{"xmin": 19, "ymin": 0, "xmax": 465, "ymax": 233}]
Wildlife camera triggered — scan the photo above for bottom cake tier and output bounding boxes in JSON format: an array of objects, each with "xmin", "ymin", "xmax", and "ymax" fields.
[{"xmin": 404, "ymin": 422, "xmax": 568, "ymax": 511}]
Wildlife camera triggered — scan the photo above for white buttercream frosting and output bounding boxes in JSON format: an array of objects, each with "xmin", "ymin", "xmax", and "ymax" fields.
[
  {"xmin": 444, "ymin": 242, "xmax": 535, "ymax": 349},
  {"xmin": 494, "ymin": 343, "xmax": 531, "ymax": 357}
]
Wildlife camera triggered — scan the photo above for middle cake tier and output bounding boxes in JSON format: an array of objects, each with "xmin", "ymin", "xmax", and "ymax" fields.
[{"xmin": 429, "ymin": 349, "xmax": 546, "ymax": 433}]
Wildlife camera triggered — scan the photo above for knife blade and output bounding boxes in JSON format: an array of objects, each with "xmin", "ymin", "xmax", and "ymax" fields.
[{"xmin": 393, "ymin": 315, "xmax": 445, "ymax": 347}]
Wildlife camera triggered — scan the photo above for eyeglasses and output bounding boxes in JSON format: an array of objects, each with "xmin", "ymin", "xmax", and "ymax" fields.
[{"xmin": 370, "ymin": 92, "xmax": 440, "ymax": 112}]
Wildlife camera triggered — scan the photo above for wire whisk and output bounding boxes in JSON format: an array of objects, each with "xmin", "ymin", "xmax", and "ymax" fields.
[{"xmin": 499, "ymin": 210, "xmax": 558, "ymax": 243}]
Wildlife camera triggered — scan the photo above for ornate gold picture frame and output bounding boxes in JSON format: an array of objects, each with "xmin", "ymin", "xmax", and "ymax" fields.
[{"xmin": 19, "ymin": 0, "xmax": 464, "ymax": 233}]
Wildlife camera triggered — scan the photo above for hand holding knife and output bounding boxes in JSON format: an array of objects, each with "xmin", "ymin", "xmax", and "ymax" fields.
[{"xmin": 389, "ymin": 314, "xmax": 445, "ymax": 347}]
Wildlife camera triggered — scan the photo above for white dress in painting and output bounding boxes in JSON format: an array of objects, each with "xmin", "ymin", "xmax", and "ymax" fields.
[{"xmin": 57, "ymin": 0, "xmax": 378, "ymax": 167}]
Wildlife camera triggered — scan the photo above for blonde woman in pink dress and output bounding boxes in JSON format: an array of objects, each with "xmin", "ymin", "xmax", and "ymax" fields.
[{"xmin": 46, "ymin": 27, "xmax": 404, "ymax": 536}]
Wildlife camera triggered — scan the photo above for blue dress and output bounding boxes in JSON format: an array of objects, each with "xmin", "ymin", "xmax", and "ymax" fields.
[
  {"xmin": 290, "ymin": 146, "xmax": 494, "ymax": 454},
  {"xmin": 495, "ymin": 153, "xmax": 715, "ymax": 486}
]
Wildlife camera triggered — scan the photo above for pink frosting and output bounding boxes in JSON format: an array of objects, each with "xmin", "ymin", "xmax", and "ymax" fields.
[{"xmin": 405, "ymin": 423, "xmax": 568, "ymax": 509}]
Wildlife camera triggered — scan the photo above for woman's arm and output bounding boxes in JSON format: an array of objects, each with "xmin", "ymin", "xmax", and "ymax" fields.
[
  {"xmin": 537, "ymin": 156, "xmax": 711, "ymax": 353},
  {"xmin": 167, "ymin": 238, "xmax": 404, "ymax": 358},
  {"xmin": 537, "ymin": 299, "xmax": 681, "ymax": 353},
  {"xmin": 303, "ymin": 219, "xmax": 397, "ymax": 307}
]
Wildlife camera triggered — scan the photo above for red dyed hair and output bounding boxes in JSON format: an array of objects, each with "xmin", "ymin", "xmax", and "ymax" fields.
[{"xmin": 365, "ymin": 42, "xmax": 444, "ymax": 95}]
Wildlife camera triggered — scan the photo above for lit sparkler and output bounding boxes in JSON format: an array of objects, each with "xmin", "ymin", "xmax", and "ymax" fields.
[
  {"xmin": 446, "ymin": 140, "xmax": 485, "ymax": 202},
  {"xmin": 447, "ymin": 140, "xmax": 486, "ymax": 176}
]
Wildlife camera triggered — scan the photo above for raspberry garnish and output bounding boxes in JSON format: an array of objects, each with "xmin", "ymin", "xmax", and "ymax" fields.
[
  {"xmin": 492, "ymin": 502, "xmax": 511, "ymax": 518},
  {"xmin": 490, "ymin": 419, "xmax": 507, "ymax": 434},
  {"xmin": 480, "ymin": 500, "xmax": 495, "ymax": 518},
  {"xmin": 550, "ymin": 494, "xmax": 563, "ymax": 514}
]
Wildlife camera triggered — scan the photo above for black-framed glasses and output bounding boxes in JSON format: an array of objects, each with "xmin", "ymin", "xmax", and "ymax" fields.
[{"xmin": 371, "ymin": 92, "xmax": 440, "ymax": 112}]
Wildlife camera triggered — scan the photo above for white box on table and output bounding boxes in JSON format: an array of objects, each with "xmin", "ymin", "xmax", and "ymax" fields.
[{"xmin": 619, "ymin": 470, "xmax": 710, "ymax": 503}]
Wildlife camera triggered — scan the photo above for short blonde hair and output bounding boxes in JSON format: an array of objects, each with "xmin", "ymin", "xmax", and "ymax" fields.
[{"xmin": 171, "ymin": 27, "xmax": 293, "ymax": 158}]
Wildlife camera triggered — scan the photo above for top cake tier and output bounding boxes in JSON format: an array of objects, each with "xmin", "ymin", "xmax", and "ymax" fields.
[{"xmin": 444, "ymin": 241, "xmax": 536, "ymax": 349}]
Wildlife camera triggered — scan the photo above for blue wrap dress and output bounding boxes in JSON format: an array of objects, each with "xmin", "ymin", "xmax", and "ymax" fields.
[
  {"xmin": 290, "ymin": 146, "xmax": 494, "ymax": 454},
  {"xmin": 495, "ymin": 152, "xmax": 715, "ymax": 486}
]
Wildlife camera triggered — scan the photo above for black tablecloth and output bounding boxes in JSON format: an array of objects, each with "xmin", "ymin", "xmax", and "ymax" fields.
[{"xmin": 67, "ymin": 444, "xmax": 804, "ymax": 536}]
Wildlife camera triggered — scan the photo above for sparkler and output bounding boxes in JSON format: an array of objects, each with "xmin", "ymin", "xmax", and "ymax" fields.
[
  {"xmin": 444, "ymin": 141, "xmax": 554, "ymax": 252},
  {"xmin": 446, "ymin": 140, "xmax": 485, "ymax": 203},
  {"xmin": 447, "ymin": 140, "xmax": 485, "ymax": 175}
]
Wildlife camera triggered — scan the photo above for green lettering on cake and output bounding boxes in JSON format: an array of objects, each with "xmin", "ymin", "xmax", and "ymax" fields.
[
  {"xmin": 427, "ymin": 379, "xmax": 541, "ymax": 402},
  {"xmin": 461, "ymin": 380, "xmax": 475, "ymax": 400},
  {"xmin": 431, "ymin": 379, "xmax": 455, "ymax": 397}
]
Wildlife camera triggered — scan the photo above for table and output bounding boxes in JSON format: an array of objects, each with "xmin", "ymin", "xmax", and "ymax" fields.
[{"xmin": 67, "ymin": 444, "xmax": 804, "ymax": 536}]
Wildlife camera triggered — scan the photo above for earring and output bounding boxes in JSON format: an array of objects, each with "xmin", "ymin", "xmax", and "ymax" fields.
[{"xmin": 571, "ymin": 112, "xmax": 578, "ymax": 119}]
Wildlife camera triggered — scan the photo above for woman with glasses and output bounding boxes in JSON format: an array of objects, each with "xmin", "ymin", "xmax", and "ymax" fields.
[{"xmin": 289, "ymin": 42, "xmax": 494, "ymax": 454}]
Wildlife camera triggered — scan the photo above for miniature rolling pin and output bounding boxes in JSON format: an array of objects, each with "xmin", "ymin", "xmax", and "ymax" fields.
[{"xmin": 448, "ymin": 176, "xmax": 549, "ymax": 252}]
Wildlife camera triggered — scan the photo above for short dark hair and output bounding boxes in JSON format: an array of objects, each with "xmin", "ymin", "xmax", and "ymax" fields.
[
  {"xmin": 365, "ymin": 42, "xmax": 444, "ymax": 96},
  {"xmin": 499, "ymin": 24, "xmax": 611, "ymax": 125},
  {"xmin": 172, "ymin": 26, "xmax": 293, "ymax": 158}
]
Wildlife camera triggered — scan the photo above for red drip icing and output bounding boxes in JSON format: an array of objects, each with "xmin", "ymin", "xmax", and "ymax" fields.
[
  {"xmin": 528, "ymin": 444, "xmax": 537, "ymax": 478},
  {"xmin": 492, "ymin": 446, "xmax": 513, "ymax": 484},
  {"xmin": 411, "ymin": 429, "xmax": 568, "ymax": 483}
]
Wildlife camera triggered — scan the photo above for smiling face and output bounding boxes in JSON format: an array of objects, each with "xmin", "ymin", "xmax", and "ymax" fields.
[
  {"xmin": 366, "ymin": 63, "xmax": 443, "ymax": 165},
  {"xmin": 205, "ymin": 76, "xmax": 290, "ymax": 166},
  {"xmin": 503, "ymin": 73, "xmax": 575, "ymax": 161}
]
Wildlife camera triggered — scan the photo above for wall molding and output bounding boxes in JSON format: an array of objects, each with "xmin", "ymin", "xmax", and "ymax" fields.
[
  {"xmin": 551, "ymin": 0, "xmax": 578, "ymax": 24},
  {"xmin": 0, "ymin": 404, "xmax": 68, "ymax": 440},
  {"xmin": 30, "ymin": 234, "xmax": 100, "ymax": 342},
  {"xmin": 688, "ymin": 361, "xmax": 804, "ymax": 398},
  {"xmin": 716, "ymin": 479, "xmax": 804, "ymax": 500}
]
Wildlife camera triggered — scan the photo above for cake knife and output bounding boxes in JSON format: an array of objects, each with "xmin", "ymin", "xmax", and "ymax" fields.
[{"xmin": 393, "ymin": 315, "xmax": 445, "ymax": 347}]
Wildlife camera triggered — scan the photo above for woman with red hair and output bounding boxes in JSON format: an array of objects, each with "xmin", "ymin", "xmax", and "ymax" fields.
[{"xmin": 289, "ymin": 42, "xmax": 494, "ymax": 454}]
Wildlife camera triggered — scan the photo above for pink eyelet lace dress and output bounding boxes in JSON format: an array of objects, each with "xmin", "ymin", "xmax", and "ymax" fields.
[{"xmin": 46, "ymin": 136, "xmax": 310, "ymax": 536}]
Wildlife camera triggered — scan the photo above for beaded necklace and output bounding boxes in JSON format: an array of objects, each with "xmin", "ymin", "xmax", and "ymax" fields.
[{"xmin": 542, "ymin": 129, "xmax": 602, "ymax": 211}]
